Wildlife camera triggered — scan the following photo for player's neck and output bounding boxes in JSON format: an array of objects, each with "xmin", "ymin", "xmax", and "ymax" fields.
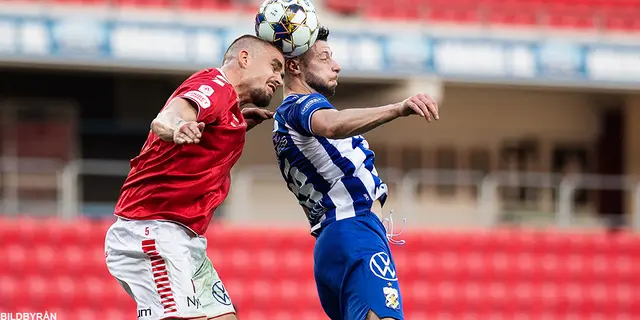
[
  {"xmin": 220, "ymin": 65, "xmax": 240, "ymax": 87},
  {"xmin": 220, "ymin": 64, "xmax": 252, "ymax": 104},
  {"xmin": 284, "ymin": 79, "xmax": 316, "ymax": 97}
]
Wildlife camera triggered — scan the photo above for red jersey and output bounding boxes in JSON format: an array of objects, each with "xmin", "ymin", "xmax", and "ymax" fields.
[{"xmin": 114, "ymin": 68, "xmax": 246, "ymax": 235}]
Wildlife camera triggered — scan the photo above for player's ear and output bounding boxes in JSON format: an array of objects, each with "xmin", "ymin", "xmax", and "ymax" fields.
[
  {"xmin": 286, "ymin": 58, "xmax": 301, "ymax": 76},
  {"xmin": 238, "ymin": 49, "xmax": 250, "ymax": 69}
]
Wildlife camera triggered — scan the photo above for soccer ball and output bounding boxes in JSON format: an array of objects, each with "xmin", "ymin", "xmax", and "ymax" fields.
[{"xmin": 255, "ymin": 0, "xmax": 320, "ymax": 58}]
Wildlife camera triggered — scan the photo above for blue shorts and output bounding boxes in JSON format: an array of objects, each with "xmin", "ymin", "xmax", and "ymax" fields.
[{"xmin": 313, "ymin": 212, "xmax": 404, "ymax": 320}]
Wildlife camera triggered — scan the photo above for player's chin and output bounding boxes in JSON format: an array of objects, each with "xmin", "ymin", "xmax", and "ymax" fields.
[
  {"xmin": 252, "ymin": 91, "xmax": 272, "ymax": 109},
  {"xmin": 250, "ymin": 89, "xmax": 273, "ymax": 108}
]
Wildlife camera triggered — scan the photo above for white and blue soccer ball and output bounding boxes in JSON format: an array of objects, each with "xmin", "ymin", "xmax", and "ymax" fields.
[{"xmin": 255, "ymin": 0, "xmax": 320, "ymax": 58}]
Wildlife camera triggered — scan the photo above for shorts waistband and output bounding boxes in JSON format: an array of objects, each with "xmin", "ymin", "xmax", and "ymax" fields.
[{"xmin": 114, "ymin": 216, "xmax": 200, "ymax": 238}]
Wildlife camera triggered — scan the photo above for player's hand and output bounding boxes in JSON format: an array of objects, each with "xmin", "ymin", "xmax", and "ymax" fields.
[
  {"xmin": 398, "ymin": 93, "xmax": 439, "ymax": 122},
  {"xmin": 174, "ymin": 121, "xmax": 205, "ymax": 144},
  {"xmin": 242, "ymin": 108, "xmax": 274, "ymax": 131}
]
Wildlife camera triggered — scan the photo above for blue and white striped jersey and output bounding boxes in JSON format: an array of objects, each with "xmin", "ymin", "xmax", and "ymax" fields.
[{"xmin": 272, "ymin": 93, "xmax": 388, "ymax": 236}]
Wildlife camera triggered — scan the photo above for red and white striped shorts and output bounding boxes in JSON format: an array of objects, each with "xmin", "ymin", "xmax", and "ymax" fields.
[{"xmin": 105, "ymin": 218, "xmax": 235, "ymax": 320}]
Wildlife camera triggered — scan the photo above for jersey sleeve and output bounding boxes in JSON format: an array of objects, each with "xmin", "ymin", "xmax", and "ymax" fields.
[
  {"xmin": 173, "ymin": 75, "xmax": 231, "ymax": 124},
  {"xmin": 284, "ymin": 93, "xmax": 335, "ymax": 136}
]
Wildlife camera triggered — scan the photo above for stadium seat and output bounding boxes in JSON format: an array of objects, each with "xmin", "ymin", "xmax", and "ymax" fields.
[
  {"xmin": 2, "ymin": 217, "xmax": 640, "ymax": 318},
  {"xmin": 112, "ymin": 0, "xmax": 172, "ymax": 8},
  {"xmin": 545, "ymin": 1, "xmax": 596, "ymax": 29},
  {"xmin": 482, "ymin": 0, "xmax": 539, "ymax": 26},
  {"xmin": 0, "ymin": 276, "xmax": 18, "ymax": 310},
  {"xmin": 325, "ymin": 0, "xmax": 360, "ymax": 15},
  {"xmin": 425, "ymin": 0, "xmax": 481, "ymax": 24},
  {"xmin": 50, "ymin": 0, "xmax": 108, "ymax": 5},
  {"xmin": 345, "ymin": 0, "xmax": 640, "ymax": 32},
  {"xmin": 178, "ymin": 0, "xmax": 234, "ymax": 11},
  {"xmin": 14, "ymin": 0, "xmax": 640, "ymax": 32}
]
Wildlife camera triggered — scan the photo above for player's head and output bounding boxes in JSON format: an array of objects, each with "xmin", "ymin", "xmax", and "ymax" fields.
[
  {"xmin": 222, "ymin": 34, "xmax": 284, "ymax": 108},
  {"xmin": 285, "ymin": 27, "xmax": 341, "ymax": 98}
]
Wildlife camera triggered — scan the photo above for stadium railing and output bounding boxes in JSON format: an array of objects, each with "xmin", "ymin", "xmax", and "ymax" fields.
[
  {"xmin": 0, "ymin": 156, "xmax": 636, "ymax": 229},
  {"xmin": 18, "ymin": 158, "xmax": 634, "ymax": 230}
]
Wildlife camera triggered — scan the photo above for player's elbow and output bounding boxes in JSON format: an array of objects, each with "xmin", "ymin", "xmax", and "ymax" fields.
[
  {"xmin": 150, "ymin": 118, "xmax": 162, "ymax": 134},
  {"xmin": 311, "ymin": 112, "xmax": 348, "ymax": 139},
  {"xmin": 151, "ymin": 118, "xmax": 174, "ymax": 141},
  {"xmin": 314, "ymin": 123, "xmax": 345, "ymax": 139},
  {"xmin": 328, "ymin": 127, "xmax": 352, "ymax": 139}
]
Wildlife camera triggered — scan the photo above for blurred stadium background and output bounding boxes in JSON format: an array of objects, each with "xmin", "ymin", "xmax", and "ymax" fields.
[{"xmin": 1, "ymin": 0, "xmax": 640, "ymax": 318}]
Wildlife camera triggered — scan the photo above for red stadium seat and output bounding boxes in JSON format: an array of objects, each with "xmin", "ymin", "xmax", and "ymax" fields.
[
  {"xmin": 599, "ymin": 0, "xmax": 640, "ymax": 31},
  {"xmin": 177, "ymin": 0, "xmax": 234, "ymax": 12},
  {"xmin": 112, "ymin": 0, "xmax": 172, "ymax": 8},
  {"xmin": 18, "ymin": 0, "xmax": 640, "ymax": 33},
  {"xmin": 3, "ymin": 217, "xmax": 640, "ymax": 318},
  {"xmin": 332, "ymin": 0, "xmax": 640, "ymax": 32},
  {"xmin": 20, "ymin": 0, "xmax": 640, "ymax": 33},
  {"xmin": 325, "ymin": 0, "xmax": 360, "ymax": 15},
  {"xmin": 546, "ymin": 2, "xmax": 597, "ymax": 29},
  {"xmin": 483, "ymin": 0, "xmax": 540, "ymax": 26},
  {"xmin": 0, "ymin": 276, "xmax": 19, "ymax": 310},
  {"xmin": 5, "ymin": 244, "xmax": 29, "ymax": 275},
  {"xmin": 50, "ymin": 0, "xmax": 108, "ymax": 6},
  {"xmin": 425, "ymin": 0, "xmax": 480, "ymax": 24}
]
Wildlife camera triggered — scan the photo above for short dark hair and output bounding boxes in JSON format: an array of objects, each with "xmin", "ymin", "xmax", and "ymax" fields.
[
  {"xmin": 222, "ymin": 34, "xmax": 280, "ymax": 64},
  {"xmin": 316, "ymin": 26, "xmax": 330, "ymax": 42}
]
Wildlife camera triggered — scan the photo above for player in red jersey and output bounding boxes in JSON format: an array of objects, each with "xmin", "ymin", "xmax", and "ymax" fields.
[{"xmin": 105, "ymin": 35, "xmax": 284, "ymax": 320}]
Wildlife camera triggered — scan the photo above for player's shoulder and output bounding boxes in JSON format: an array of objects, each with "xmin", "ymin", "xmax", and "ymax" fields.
[
  {"xmin": 188, "ymin": 68, "xmax": 225, "ymax": 80},
  {"xmin": 277, "ymin": 92, "xmax": 330, "ymax": 113},
  {"xmin": 298, "ymin": 92, "xmax": 330, "ymax": 108},
  {"xmin": 184, "ymin": 68, "xmax": 236, "ymax": 97}
]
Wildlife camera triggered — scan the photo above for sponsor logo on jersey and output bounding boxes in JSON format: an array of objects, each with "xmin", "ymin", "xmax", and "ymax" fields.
[
  {"xmin": 187, "ymin": 296, "xmax": 202, "ymax": 309},
  {"xmin": 369, "ymin": 251, "xmax": 398, "ymax": 281},
  {"xmin": 212, "ymin": 281, "xmax": 232, "ymax": 306},
  {"xmin": 184, "ymin": 90, "xmax": 211, "ymax": 109},
  {"xmin": 137, "ymin": 307, "xmax": 152, "ymax": 318},
  {"xmin": 198, "ymin": 85, "xmax": 214, "ymax": 96},
  {"xmin": 296, "ymin": 95, "xmax": 310, "ymax": 104},
  {"xmin": 301, "ymin": 97, "xmax": 323, "ymax": 114},
  {"xmin": 229, "ymin": 113, "xmax": 245, "ymax": 128}
]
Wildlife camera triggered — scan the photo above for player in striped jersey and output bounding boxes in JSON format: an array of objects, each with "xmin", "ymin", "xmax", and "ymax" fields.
[{"xmin": 272, "ymin": 27, "xmax": 439, "ymax": 320}]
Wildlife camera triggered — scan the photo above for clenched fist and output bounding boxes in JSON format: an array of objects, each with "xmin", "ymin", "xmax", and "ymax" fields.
[
  {"xmin": 398, "ymin": 93, "xmax": 439, "ymax": 122},
  {"xmin": 174, "ymin": 121, "xmax": 205, "ymax": 144}
]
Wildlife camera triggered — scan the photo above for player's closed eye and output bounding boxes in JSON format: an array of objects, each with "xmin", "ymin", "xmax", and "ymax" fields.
[{"xmin": 271, "ymin": 59, "xmax": 283, "ymax": 73}]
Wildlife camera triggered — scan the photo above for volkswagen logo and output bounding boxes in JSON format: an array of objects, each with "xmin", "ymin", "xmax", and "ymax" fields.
[
  {"xmin": 369, "ymin": 252, "xmax": 398, "ymax": 281},
  {"xmin": 212, "ymin": 281, "xmax": 232, "ymax": 306}
]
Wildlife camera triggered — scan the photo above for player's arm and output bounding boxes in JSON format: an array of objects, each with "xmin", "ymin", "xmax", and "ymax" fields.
[
  {"xmin": 151, "ymin": 98, "xmax": 205, "ymax": 144},
  {"xmin": 152, "ymin": 76, "xmax": 229, "ymax": 144},
  {"xmin": 311, "ymin": 93, "xmax": 439, "ymax": 139},
  {"xmin": 242, "ymin": 107, "xmax": 275, "ymax": 132},
  {"xmin": 311, "ymin": 104, "xmax": 401, "ymax": 139}
]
